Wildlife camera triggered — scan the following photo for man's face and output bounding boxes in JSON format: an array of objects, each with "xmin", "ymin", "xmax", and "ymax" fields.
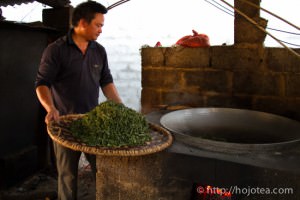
[{"xmin": 84, "ymin": 13, "xmax": 105, "ymax": 41}]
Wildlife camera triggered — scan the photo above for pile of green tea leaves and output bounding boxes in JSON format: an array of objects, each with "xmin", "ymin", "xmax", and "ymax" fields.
[{"xmin": 69, "ymin": 101, "xmax": 151, "ymax": 147}]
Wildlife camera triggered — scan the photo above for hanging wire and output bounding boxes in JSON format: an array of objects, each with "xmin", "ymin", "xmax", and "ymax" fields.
[
  {"xmin": 205, "ymin": 0, "xmax": 300, "ymax": 37},
  {"xmin": 237, "ymin": 0, "xmax": 300, "ymax": 30},
  {"xmin": 216, "ymin": 0, "xmax": 300, "ymax": 58},
  {"xmin": 204, "ymin": 0, "xmax": 300, "ymax": 36},
  {"xmin": 204, "ymin": 0, "xmax": 300, "ymax": 38},
  {"xmin": 203, "ymin": 0, "xmax": 300, "ymax": 57},
  {"xmin": 266, "ymin": 27, "xmax": 300, "ymax": 36},
  {"xmin": 204, "ymin": 0, "xmax": 234, "ymax": 16},
  {"xmin": 279, "ymin": 40, "xmax": 300, "ymax": 47}
]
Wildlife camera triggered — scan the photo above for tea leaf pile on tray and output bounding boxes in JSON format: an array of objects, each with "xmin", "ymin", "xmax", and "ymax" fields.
[{"xmin": 69, "ymin": 101, "xmax": 151, "ymax": 147}]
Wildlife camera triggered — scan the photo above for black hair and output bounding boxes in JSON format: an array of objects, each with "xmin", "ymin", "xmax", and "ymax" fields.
[{"xmin": 72, "ymin": 1, "xmax": 108, "ymax": 27}]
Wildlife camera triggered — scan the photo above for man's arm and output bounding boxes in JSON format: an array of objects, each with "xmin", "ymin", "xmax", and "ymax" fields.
[
  {"xmin": 36, "ymin": 85, "xmax": 60, "ymax": 124},
  {"xmin": 101, "ymin": 83, "xmax": 122, "ymax": 104}
]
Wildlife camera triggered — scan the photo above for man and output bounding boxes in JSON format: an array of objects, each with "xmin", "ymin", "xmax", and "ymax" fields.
[{"xmin": 35, "ymin": 1, "xmax": 122, "ymax": 199}]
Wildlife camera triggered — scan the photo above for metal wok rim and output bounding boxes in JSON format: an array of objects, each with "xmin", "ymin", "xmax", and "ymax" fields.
[{"xmin": 160, "ymin": 108, "xmax": 300, "ymax": 153}]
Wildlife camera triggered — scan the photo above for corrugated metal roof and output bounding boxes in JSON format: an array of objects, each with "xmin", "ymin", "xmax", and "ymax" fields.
[
  {"xmin": 0, "ymin": 0, "xmax": 35, "ymax": 7},
  {"xmin": 0, "ymin": 0, "xmax": 70, "ymax": 8}
]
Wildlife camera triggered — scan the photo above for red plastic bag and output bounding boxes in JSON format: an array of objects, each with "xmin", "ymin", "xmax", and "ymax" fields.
[{"xmin": 176, "ymin": 30, "xmax": 210, "ymax": 47}]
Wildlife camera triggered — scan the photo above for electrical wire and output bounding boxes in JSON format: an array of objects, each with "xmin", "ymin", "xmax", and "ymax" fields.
[
  {"xmin": 266, "ymin": 27, "xmax": 300, "ymax": 36},
  {"xmin": 237, "ymin": 0, "xmax": 300, "ymax": 46},
  {"xmin": 204, "ymin": 0, "xmax": 234, "ymax": 17},
  {"xmin": 237, "ymin": 0, "xmax": 300, "ymax": 30},
  {"xmin": 279, "ymin": 40, "xmax": 300, "ymax": 47},
  {"xmin": 217, "ymin": 0, "xmax": 300, "ymax": 58},
  {"xmin": 203, "ymin": 0, "xmax": 300, "ymax": 52},
  {"xmin": 204, "ymin": 0, "xmax": 300, "ymax": 35}
]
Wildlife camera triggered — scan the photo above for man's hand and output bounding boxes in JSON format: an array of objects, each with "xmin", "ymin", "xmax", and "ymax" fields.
[
  {"xmin": 101, "ymin": 83, "xmax": 122, "ymax": 104},
  {"xmin": 45, "ymin": 107, "xmax": 60, "ymax": 124},
  {"xmin": 36, "ymin": 85, "xmax": 60, "ymax": 124}
]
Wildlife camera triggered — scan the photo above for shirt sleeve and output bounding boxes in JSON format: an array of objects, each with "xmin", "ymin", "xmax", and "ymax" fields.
[{"xmin": 35, "ymin": 42, "xmax": 61, "ymax": 88}]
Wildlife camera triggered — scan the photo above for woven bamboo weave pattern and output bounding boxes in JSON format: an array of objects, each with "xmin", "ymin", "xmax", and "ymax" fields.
[{"xmin": 47, "ymin": 114, "xmax": 173, "ymax": 156}]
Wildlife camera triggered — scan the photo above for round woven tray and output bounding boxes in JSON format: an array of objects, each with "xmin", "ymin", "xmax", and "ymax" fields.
[{"xmin": 47, "ymin": 114, "xmax": 173, "ymax": 156}]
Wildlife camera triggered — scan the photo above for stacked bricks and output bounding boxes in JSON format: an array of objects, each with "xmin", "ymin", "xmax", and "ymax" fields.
[{"xmin": 141, "ymin": 46, "xmax": 300, "ymax": 120}]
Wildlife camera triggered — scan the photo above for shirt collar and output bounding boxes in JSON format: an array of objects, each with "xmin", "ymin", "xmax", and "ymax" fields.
[{"xmin": 67, "ymin": 29, "xmax": 75, "ymax": 45}]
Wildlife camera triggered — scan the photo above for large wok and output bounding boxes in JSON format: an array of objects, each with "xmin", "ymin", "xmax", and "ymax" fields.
[{"xmin": 160, "ymin": 108, "xmax": 300, "ymax": 153}]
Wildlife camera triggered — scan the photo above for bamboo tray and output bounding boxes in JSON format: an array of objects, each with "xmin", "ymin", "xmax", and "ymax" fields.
[{"xmin": 47, "ymin": 114, "xmax": 173, "ymax": 156}]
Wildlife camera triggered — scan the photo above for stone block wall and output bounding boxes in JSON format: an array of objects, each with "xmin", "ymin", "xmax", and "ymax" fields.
[{"xmin": 141, "ymin": 46, "xmax": 300, "ymax": 120}]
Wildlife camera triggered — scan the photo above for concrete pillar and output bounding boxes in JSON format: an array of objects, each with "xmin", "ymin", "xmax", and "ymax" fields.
[{"xmin": 234, "ymin": 0, "xmax": 267, "ymax": 45}]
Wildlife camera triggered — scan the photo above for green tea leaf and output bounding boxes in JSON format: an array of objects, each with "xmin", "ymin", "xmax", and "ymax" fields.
[{"xmin": 69, "ymin": 101, "xmax": 151, "ymax": 147}]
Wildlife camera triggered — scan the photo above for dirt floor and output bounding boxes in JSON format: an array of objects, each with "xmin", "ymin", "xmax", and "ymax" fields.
[{"xmin": 0, "ymin": 154, "xmax": 95, "ymax": 200}]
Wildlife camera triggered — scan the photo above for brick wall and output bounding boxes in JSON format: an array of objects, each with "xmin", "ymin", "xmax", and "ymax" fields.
[{"xmin": 141, "ymin": 46, "xmax": 300, "ymax": 120}]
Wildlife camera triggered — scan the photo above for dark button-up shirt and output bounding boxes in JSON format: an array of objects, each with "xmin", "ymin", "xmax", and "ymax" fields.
[{"xmin": 35, "ymin": 30, "xmax": 113, "ymax": 115}]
